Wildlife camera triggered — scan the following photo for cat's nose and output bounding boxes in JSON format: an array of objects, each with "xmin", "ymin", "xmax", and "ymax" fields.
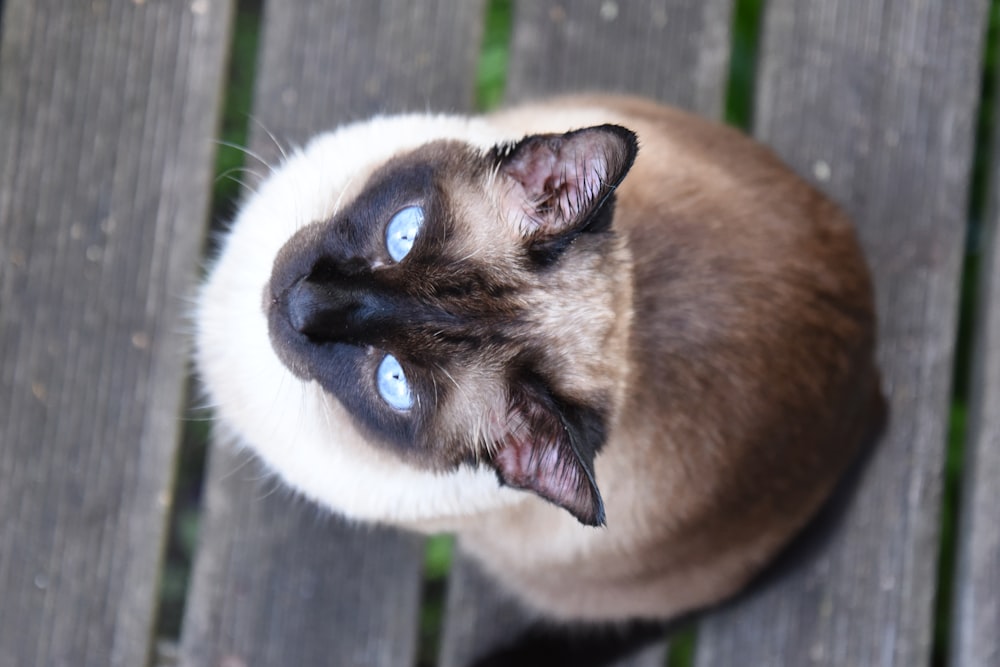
[
  {"xmin": 285, "ymin": 277, "xmax": 357, "ymax": 339},
  {"xmin": 283, "ymin": 274, "xmax": 397, "ymax": 345}
]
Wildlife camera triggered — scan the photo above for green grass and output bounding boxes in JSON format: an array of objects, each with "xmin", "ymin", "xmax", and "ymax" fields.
[
  {"xmin": 155, "ymin": 389, "xmax": 211, "ymax": 638},
  {"xmin": 211, "ymin": 0, "xmax": 262, "ymax": 223},
  {"xmin": 667, "ymin": 625, "xmax": 697, "ymax": 667},
  {"xmin": 931, "ymin": 0, "xmax": 1000, "ymax": 664},
  {"xmin": 417, "ymin": 535, "xmax": 456, "ymax": 667},
  {"xmin": 725, "ymin": 0, "xmax": 764, "ymax": 130},
  {"xmin": 475, "ymin": 0, "xmax": 512, "ymax": 111}
]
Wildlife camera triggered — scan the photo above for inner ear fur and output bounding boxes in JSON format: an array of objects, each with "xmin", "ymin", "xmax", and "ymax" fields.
[
  {"xmin": 489, "ymin": 377, "xmax": 607, "ymax": 527},
  {"xmin": 491, "ymin": 124, "xmax": 638, "ymax": 242}
]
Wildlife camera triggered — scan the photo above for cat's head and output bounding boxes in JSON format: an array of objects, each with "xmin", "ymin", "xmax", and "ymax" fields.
[{"xmin": 198, "ymin": 116, "xmax": 637, "ymax": 527}]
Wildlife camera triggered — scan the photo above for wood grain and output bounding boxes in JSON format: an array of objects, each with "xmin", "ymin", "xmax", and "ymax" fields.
[
  {"xmin": 439, "ymin": 550, "xmax": 671, "ymax": 667},
  {"xmin": 951, "ymin": 60, "xmax": 1000, "ymax": 667},
  {"xmin": 505, "ymin": 0, "xmax": 733, "ymax": 116},
  {"xmin": 439, "ymin": 551, "xmax": 539, "ymax": 667},
  {"xmin": 179, "ymin": 1, "xmax": 487, "ymax": 665},
  {"xmin": 249, "ymin": 0, "xmax": 489, "ymax": 160},
  {"xmin": 180, "ymin": 445, "xmax": 426, "ymax": 667},
  {"xmin": 0, "ymin": 0, "xmax": 233, "ymax": 665},
  {"xmin": 695, "ymin": 1, "xmax": 989, "ymax": 665}
]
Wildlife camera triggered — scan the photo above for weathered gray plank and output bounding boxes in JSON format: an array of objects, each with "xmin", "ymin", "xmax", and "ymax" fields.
[
  {"xmin": 616, "ymin": 643, "xmax": 670, "ymax": 667},
  {"xmin": 439, "ymin": 551, "xmax": 538, "ymax": 667},
  {"xmin": 180, "ymin": 444, "xmax": 426, "ymax": 667},
  {"xmin": 505, "ymin": 0, "xmax": 733, "ymax": 116},
  {"xmin": 0, "ymin": 1, "xmax": 233, "ymax": 666},
  {"xmin": 439, "ymin": 1, "xmax": 733, "ymax": 664},
  {"xmin": 249, "ymin": 0, "xmax": 488, "ymax": 147},
  {"xmin": 439, "ymin": 550, "xmax": 670, "ymax": 667},
  {"xmin": 179, "ymin": 2, "xmax": 487, "ymax": 665},
  {"xmin": 695, "ymin": 1, "xmax": 989, "ymax": 666},
  {"xmin": 951, "ymin": 66, "xmax": 1000, "ymax": 667}
]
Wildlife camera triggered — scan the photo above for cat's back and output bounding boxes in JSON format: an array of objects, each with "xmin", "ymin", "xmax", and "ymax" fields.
[
  {"xmin": 493, "ymin": 94, "xmax": 873, "ymax": 379},
  {"xmin": 464, "ymin": 95, "xmax": 881, "ymax": 621}
]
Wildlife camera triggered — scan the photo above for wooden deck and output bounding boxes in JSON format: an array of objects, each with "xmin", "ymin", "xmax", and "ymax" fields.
[{"xmin": 0, "ymin": 1, "xmax": 996, "ymax": 665}]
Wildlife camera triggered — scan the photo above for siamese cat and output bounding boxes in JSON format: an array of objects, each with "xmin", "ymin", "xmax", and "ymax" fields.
[{"xmin": 196, "ymin": 94, "xmax": 882, "ymax": 638}]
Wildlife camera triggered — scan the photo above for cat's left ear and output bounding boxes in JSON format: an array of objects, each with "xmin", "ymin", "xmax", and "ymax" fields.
[
  {"xmin": 492, "ymin": 125, "xmax": 638, "ymax": 240},
  {"xmin": 489, "ymin": 380, "xmax": 607, "ymax": 527}
]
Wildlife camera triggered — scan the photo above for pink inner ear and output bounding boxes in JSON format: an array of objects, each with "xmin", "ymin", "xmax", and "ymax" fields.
[
  {"xmin": 490, "ymin": 395, "xmax": 605, "ymax": 526},
  {"xmin": 502, "ymin": 133, "xmax": 614, "ymax": 235},
  {"xmin": 494, "ymin": 429, "xmax": 589, "ymax": 510}
]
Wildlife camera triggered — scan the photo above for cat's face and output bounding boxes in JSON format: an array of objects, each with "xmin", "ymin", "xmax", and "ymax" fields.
[{"xmin": 198, "ymin": 116, "xmax": 636, "ymax": 526}]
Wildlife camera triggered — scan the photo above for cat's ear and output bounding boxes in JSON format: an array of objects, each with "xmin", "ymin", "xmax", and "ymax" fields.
[
  {"xmin": 489, "ymin": 381, "xmax": 607, "ymax": 527},
  {"xmin": 492, "ymin": 124, "xmax": 638, "ymax": 240}
]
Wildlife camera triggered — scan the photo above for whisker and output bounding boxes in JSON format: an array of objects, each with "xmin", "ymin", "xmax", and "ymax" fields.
[
  {"xmin": 217, "ymin": 174, "xmax": 260, "ymax": 195},
  {"xmin": 214, "ymin": 165, "xmax": 266, "ymax": 185},
  {"xmin": 215, "ymin": 139, "xmax": 276, "ymax": 173},
  {"xmin": 330, "ymin": 172, "xmax": 358, "ymax": 219},
  {"xmin": 436, "ymin": 364, "xmax": 461, "ymax": 392},
  {"xmin": 430, "ymin": 370, "xmax": 440, "ymax": 409},
  {"xmin": 450, "ymin": 248, "xmax": 482, "ymax": 264},
  {"xmin": 249, "ymin": 114, "xmax": 290, "ymax": 163},
  {"xmin": 217, "ymin": 446, "xmax": 260, "ymax": 483}
]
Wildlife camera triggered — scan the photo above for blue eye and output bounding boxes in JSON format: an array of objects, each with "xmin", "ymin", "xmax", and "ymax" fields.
[
  {"xmin": 386, "ymin": 205, "xmax": 424, "ymax": 262},
  {"xmin": 376, "ymin": 354, "xmax": 413, "ymax": 411}
]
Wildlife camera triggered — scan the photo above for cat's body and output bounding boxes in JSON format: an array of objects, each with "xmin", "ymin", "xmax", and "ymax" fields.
[{"xmin": 196, "ymin": 95, "xmax": 881, "ymax": 623}]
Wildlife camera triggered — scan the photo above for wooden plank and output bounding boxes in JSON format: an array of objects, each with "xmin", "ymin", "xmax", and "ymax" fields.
[
  {"xmin": 180, "ymin": 445, "xmax": 427, "ymax": 667},
  {"xmin": 439, "ymin": 550, "xmax": 669, "ymax": 667},
  {"xmin": 617, "ymin": 644, "xmax": 670, "ymax": 667},
  {"xmin": 439, "ymin": 551, "xmax": 538, "ymax": 667},
  {"xmin": 695, "ymin": 1, "xmax": 989, "ymax": 666},
  {"xmin": 439, "ymin": 1, "xmax": 732, "ymax": 664},
  {"xmin": 505, "ymin": 0, "xmax": 733, "ymax": 116},
  {"xmin": 0, "ymin": 1, "xmax": 233, "ymax": 666},
  {"xmin": 951, "ymin": 71, "xmax": 1000, "ymax": 667},
  {"xmin": 179, "ymin": 2, "xmax": 487, "ymax": 665}
]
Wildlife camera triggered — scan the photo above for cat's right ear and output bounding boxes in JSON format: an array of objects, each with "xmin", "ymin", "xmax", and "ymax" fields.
[
  {"xmin": 488, "ymin": 380, "xmax": 607, "ymax": 527},
  {"xmin": 490, "ymin": 125, "xmax": 638, "ymax": 243}
]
